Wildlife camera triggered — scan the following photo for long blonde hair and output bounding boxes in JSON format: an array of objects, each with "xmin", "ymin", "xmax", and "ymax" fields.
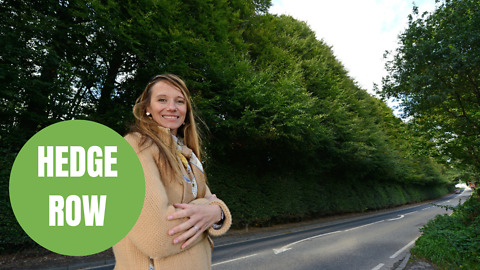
[{"xmin": 130, "ymin": 74, "xmax": 202, "ymax": 182}]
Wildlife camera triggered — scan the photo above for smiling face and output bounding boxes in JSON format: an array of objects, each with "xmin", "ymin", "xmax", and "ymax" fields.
[{"xmin": 146, "ymin": 80, "xmax": 187, "ymax": 136}]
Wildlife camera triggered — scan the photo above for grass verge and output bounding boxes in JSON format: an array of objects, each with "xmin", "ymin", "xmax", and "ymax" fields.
[{"xmin": 411, "ymin": 190, "xmax": 480, "ymax": 269}]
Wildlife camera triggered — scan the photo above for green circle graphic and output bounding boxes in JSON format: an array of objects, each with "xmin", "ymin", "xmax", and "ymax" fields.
[{"xmin": 9, "ymin": 120, "xmax": 145, "ymax": 256}]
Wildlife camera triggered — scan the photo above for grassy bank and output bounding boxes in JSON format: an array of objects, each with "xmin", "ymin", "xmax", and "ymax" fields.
[{"xmin": 411, "ymin": 190, "xmax": 480, "ymax": 269}]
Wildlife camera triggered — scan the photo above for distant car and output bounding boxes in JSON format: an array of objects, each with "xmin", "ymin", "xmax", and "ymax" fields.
[{"xmin": 454, "ymin": 189, "xmax": 461, "ymax": 194}]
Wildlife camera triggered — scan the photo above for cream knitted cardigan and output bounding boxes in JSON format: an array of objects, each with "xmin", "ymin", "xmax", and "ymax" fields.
[{"xmin": 113, "ymin": 133, "xmax": 231, "ymax": 270}]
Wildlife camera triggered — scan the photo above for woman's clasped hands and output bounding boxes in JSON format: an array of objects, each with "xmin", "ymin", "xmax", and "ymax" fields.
[{"xmin": 167, "ymin": 194, "xmax": 222, "ymax": 249}]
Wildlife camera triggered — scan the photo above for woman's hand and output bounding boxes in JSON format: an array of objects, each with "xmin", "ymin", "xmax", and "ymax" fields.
[{"xmin": 167, "ymin": 196, "xmax": 222, "ymax": 249}]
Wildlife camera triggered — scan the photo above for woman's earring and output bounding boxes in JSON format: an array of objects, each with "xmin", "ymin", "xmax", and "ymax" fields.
[{"xmin": 146, "ymin": 112, "xmax": 151, "ymax": 116}]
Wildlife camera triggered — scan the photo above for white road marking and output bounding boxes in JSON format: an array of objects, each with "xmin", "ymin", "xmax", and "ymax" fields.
[
  {"xmin": 345, "ymin": 220, "xmax": 385, "ymax": 231},
  {"xmin": 390, "ymin": 238, "xmax": 418, "ymax": 259},
  {"xmin": 372, "ymin": 263, "xmax": 385, "ymax": 270},
  {"xmin": 273, "ymin": 247, "xmax": 292, "ymax": 254},
  {"xmin": 404, "ymin": 211, "xmax": 418, "ymax": 216},
  {"xmin": 387, "ymin": 215, "xmax": 404, "ymax": 221},
  {"xmin": 273, "ymin": 231, "xmax": 342, "ymax": 254},
  {"xmin": 274, "ymin": 219, "xmax": 389, "ymax": 254},
  {"xmin": 212, "ymin": 253, "xmax": 258, "ymax": 266}
]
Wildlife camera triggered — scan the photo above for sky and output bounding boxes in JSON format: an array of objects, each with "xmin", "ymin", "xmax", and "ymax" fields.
[{"xmin": 269, "ymin": 0, "xmax": 438, "ymax": 96}]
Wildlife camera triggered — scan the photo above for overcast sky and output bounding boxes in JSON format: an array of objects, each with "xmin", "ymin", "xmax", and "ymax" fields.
[{"xmin": 269, "ymin": 0, "xmax": 438, "ymax": 95}]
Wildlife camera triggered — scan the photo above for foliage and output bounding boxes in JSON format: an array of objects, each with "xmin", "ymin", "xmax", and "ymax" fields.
[
  {"xmin": 412, "ymin": 190, "xmax": 480, "ymax": 269},
  {"xmin": 381, "ymin": 0, "xmax": 480, "ymax": 174},
  {"xmin": 0, "ymin": 0, "xmax": 455, "ymax": 253},
  {"xmin": 208, "ymin": 161, "xmax": 450, "ymax": 228}
]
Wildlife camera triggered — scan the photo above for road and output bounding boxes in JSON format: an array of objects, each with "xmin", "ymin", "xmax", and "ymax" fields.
[
  {"xmin": 211, "ymin": 189, "xmax": 471, "ymax": 270},
  {"xmin": 84, "ymin": 189, "xmax": 470, "ymax": 270}
]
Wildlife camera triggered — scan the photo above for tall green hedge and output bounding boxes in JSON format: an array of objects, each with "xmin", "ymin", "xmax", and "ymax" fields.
[{"xmin": 207, "ymin": 162, "xmax": 452, "ymax": 228}]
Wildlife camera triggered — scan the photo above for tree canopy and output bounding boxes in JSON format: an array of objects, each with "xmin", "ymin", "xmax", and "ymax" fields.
[{"xmin": 381, "ymin": 0, "xmax": 480, "ymax": 177}]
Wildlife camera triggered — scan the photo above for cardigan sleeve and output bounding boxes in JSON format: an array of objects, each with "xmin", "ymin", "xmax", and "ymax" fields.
[
  {"xmin": 124, "ymin": 134, "xmax": 204, "ymax": 259},
  {"xmin": 202, "ymin": 186, "xmax": 232, "ymax": 236}
]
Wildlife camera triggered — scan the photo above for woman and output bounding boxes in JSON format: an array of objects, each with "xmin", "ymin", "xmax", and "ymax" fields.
[{"xmin": 113, "ymin": 74, "xmax": 231, "ymax": 269}]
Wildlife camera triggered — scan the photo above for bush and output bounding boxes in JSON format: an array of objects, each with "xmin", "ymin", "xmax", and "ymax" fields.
[
  {"xmin": 0, "ymin": 151, "xmax": 38, "ymax": 254},
  {"xmin": 412, "ymin": 190, "xmax": 480, "ymax": 269},
  {"xmin": 207, "ymin": 161, "xmax": 452, "ymax": 229}
]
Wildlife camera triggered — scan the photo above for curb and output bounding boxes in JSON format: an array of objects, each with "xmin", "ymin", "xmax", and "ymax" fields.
[
  {"xmin": 46, "ymin": 259, "xmax": 115, "ymax": 270},
  {"xmin": 395, "ymin": 252, "xmax": 411, "ymax": 270}
]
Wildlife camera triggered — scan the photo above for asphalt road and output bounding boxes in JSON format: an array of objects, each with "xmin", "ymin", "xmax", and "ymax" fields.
[
  {"xmin": 211, "ymin": 189, "xmax": 471, "ymax": 270},
  {"xmin": 84, "ymin": 189, "xmax": 471, "ymax": 270}
]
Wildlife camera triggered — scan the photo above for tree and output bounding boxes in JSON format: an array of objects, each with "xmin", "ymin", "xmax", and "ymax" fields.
[
  {"xmin": 0, "ymin": 0, "xmax": 270, "ymax": 252},
  {"xmin": 381, "ymin": 0, "xmax": 480, "ymax": 173}
]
